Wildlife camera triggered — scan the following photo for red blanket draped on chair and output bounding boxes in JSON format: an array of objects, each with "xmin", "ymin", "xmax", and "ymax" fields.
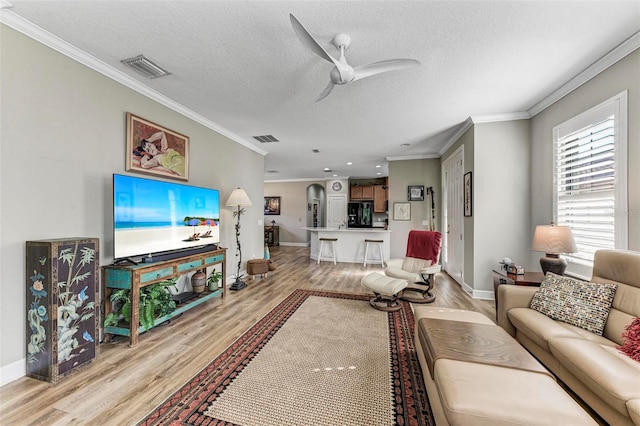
[{"xmin": 405, "ymin": 230, "xmax": 442, "ymax": 263}]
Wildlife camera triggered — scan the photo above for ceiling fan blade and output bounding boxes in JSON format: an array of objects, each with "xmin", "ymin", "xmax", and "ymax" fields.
[
  {"xmin": 290, "ymin": 14, "xmax": 337, "ymax": 64},
  {"xmin": 289, "ymin": 14, "xmax": 352, "ymax": 83},
  {"xmin": 313, "ymin": 81, "xmax": 335, "ymax": 103},
  {"xmin": 353, "ymin": 59, "xmax": 421, "ymax": 82}
]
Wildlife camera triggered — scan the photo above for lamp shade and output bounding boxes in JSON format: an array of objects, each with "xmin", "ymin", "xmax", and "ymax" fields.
[
  {"xmin": 226, "ymin": 187, "xmax": 252, "ymax": 207},
  {"xmin": 532, "ymin": 224, "xmax": 577, "ymax": 254}
]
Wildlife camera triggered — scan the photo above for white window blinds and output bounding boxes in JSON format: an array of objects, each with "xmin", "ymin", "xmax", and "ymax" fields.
[{"xmin": 553, "ymin": 91, "xmax": 628, "ymax": 269}]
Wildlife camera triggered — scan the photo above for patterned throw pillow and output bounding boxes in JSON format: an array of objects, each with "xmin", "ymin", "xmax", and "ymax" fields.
[{"xmin": 529, "ymin": 273, "xmax": 617, "ymax": 335}]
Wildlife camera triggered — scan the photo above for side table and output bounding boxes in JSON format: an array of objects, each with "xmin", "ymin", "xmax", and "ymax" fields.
[{"xmin": 493, "ymin": 269, "xmax": 545, "ymax": 317}]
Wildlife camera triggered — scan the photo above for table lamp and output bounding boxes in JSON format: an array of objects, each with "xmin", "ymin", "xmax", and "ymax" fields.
[
  {"xmin": 226, "ymin": 187, "xmax": 252, "ymax": 290},
  {"xmin": 532, "ymin": 223, "xmax": 577, "ymax": 276}
]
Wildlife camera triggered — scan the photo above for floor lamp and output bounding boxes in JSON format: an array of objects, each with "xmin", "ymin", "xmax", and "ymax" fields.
[{"xmin": 226, "ymin": 187, "xmax": 252, "ymax": 291}]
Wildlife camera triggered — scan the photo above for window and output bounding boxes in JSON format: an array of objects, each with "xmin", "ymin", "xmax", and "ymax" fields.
[{"xmin": 553, "ymin": 91, "xmax": 628, "ymax": 275}]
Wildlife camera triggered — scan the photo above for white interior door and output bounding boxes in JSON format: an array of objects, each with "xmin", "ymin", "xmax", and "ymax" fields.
[
  {"xmin": 442, "ymin": 148, "xmax": 464, "ymax": 284},
  {"xmin": 327, "ymin": 195, "xmax": 347, "ymax": 229}
]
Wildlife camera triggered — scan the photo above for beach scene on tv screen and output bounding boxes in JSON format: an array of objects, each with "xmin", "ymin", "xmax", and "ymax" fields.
[{"xmin": 114, "ymin": 175, "xmax": 220, "ymax": 259}]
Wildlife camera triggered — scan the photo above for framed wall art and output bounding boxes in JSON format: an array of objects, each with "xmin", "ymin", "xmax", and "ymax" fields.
[
  {"xmin": 264, "ymin": 196, "xmax": 281, "ymax": 215},
  {"xmin": 393, "ymin": 202, "xmax": 411, "ymax": 221},
  {"xmin": 464, "ymin": 172, "xmax": 473, "ymax": 217},
  {"xmin": 407, "ymin": 185, "xmax": 424, "ymax": 201},
  {"xmin": 126, "ymin": 112, "xmax": 189, "ymax": 181}
]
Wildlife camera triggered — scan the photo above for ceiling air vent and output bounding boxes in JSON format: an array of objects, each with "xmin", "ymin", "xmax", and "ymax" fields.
[
  {"xmin": 253, "ymin": 135, "xmax": 279, "ymax": 143},
  {"xmin": 266, "ymin": 170, "xmax": 279, "ymax": 174},
  {"xmin": 121, "ymin": 55, "xmax": 171, "ymax": 79}
]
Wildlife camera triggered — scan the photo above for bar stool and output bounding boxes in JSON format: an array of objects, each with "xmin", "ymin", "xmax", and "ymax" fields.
[
  {"xmin": 364, "ymin": 239, "xmax": 385, "ymax": 267},
  {"xmin": 317, "ymin": 237, "xmax": 338, "ymax": 265}
]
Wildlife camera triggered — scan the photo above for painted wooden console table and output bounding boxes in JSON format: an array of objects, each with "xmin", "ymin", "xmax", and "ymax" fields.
[{"xmin": 103, "ymin": 248, "xmax": 226, "ymax": 346}]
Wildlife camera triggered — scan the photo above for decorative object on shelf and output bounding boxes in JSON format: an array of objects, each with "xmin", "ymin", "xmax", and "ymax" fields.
[
  {"xmin": 507, "ymin": 264, "xmax": 525, "ymax": 275},
  {"xmin": 207, "ymin": 269, "xmax": 223, "ymax": 292},
  {"xmin": 191, "ymin": 269, "xmax": 207, "ymax": 293},
  {"xmin": 227, "ymin": 187, "xmax": 252, "ymax": 291},
  {"xmin": 393, "ymin": 202, "xmax": 411, "ymax": 221},
  {"xmin": 532, "ymin": 222, "xmax": 577, "ymax": 275},
  {"xmin": 264, "ymin": 196, "xmax": 281, "ymax": 215},
  {"xmin": 126, "ymin": 112, "xmax": 189, "ymax": 181},
  {"xmin": 464, "ymin": 172, "xmax": 472, "ymax": 217},
  {"xmin": 332, "ymin": 181, "xmax": 343, "ymax": 192},
  {"xmin": 407, "ymin": 185, "xmax": 424, "ymax": 201},
  {"xmin": 26, "ymin": 238, "xmax": 99, "ymax": 383}
]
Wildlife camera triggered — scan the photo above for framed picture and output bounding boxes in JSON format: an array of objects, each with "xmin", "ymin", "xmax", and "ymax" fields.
[
  {"xmin": 393, "ymin": 202, "xmax": 411, "ymax": 221},
  {"xmin": 464, "ymin": 172, "xmax": 473, "ymax": 217},
  {"xmin": 126, "ymin": 112, "xmax": 189, "ymax": 181},
  {"xmin": 407, "ymin": 185, "xmax": 424, "ymax": 201},
  {"xmin": 264, "ymin": 196, "xmax": 281, "ymax": 215}
]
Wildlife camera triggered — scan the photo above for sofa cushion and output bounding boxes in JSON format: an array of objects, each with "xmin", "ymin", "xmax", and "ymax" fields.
[
  {"xmin": 529, "ymin": 273, "xmax": 617, "ymax": 335},
  {"xmin": 549, "ymin": 337, "xmax": 640, "ymax": 419},
  {"xmin": 508, "ymin": 308, "xmax": 581, "ymax": 351}
]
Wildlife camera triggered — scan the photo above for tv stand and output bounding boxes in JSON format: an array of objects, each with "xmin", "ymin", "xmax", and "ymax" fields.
[{"xmin": 103, "ymin": 247, "xmax": 226, "ymax": 346}]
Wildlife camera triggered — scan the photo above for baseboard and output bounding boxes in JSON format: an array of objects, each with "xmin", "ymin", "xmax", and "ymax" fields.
[
  {"xmin": 278, "ymin": 242, "xmax": 309, "ymax": 247},
  {"xmin": 472, "ymin": 289, "xmax": 495, "ymax": 300},
  {"xmin": 0, "ymin": 358, "xmax": 25, "ymax": 386}
]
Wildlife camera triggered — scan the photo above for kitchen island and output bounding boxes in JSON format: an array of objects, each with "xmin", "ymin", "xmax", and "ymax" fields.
[{"xmin": 302, "ymin": 227, "xmax": 391, "ymax": 264}]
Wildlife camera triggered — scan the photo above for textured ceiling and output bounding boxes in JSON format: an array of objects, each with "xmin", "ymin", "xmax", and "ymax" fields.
[{"xmin": 2, "ymin": 1, "xmax": 639, "ymax": 180}]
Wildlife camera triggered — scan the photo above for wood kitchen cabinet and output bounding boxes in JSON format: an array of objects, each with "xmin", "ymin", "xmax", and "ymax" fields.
[
  {"xmin": 351, "ymin": 185, "xmax": 374, "ymax": 200},
  {"xmin": 373, "ymin": 185, "xmax": 386, "ymax": 212}
]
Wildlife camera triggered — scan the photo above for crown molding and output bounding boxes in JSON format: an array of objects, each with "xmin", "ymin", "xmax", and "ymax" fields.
[
  {"xmin": 0, "ymin": 11, "xmax": 267, "ymax": 157},
  {"xmin": 471, "ymin": 112, "xmax": 531, "ymax": 123},
  {"xmin": 386, "ymin": 153, "xmax": 439, "ymax": 162},
  {"xmin": 437, "ymin": 117, "xmax": 474, "ymax": 157},
  {"xmin": 0, "ymin": 1, "xmax": 13, "ymax": 10},
  {"xmin": 528, "ymin": 30, "xmax": 640, "ymax": 117},
  {"xmin": 264, "ymin": 177, "xmax": 336, "ymax": 183}
]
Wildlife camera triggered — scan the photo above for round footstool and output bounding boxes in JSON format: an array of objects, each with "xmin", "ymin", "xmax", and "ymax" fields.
[{"xmin": 361, "ymin": 272, "xmax": 409, "ymax": 311}]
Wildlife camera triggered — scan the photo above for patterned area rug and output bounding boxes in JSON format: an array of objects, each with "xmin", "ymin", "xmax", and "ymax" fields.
[{"xmin": 139, "ymin": 289, "xmax": 434, "ymax": 425}]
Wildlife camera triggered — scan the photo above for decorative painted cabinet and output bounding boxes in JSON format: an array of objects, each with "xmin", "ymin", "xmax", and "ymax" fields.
[{"xmin": 26, "ymin": 238, "xmax": 99, "ymax": 382}]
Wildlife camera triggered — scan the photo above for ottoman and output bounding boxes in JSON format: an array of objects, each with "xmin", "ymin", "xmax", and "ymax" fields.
[
  {"xmin": 361, "ymin": 272, "xmax": 408, "ymax": 312},
  {"xmin": 247, "ymin": 259, "xmax": 270, "ymax": 279},
  {"xmin": 413, "ymin": 307, "xmax": 598, "ymax": 425}
]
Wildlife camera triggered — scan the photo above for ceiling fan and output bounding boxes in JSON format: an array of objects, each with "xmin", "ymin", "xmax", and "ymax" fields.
[{"xmin": 290, "ymin": 13, "xmax": 421, "ymax": 102}]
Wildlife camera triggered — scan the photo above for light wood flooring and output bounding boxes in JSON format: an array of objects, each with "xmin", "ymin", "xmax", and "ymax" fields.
[{"xmin": 0, "ymin": 245, "xmax": 494, "ymax": 425}]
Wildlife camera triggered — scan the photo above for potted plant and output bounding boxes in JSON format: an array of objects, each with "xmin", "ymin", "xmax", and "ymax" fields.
[
  {"xmin": 104, "ymin": 277, "xmax": 178, "ymax": 331},
  {"xmin": 207, "ymin": 269, "xmax": 223, "ymax": 292}
]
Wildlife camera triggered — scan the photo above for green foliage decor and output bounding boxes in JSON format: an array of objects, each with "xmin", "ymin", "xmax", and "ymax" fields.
[{"xmin": 104, "ymin": 278, "xmax": 178, "ymax": 331}]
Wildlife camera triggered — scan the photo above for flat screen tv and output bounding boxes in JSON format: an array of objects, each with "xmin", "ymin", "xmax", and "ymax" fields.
[{"xmin": 113, "ymin": 174, "xmax": 220, "ymax": 261}]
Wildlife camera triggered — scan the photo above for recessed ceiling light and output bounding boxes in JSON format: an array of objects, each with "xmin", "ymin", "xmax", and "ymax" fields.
[
  {"xmin": 333, "ymin": 174, "xmax": 338, "ymax": 177},
  {"xmin": 346, "ymin": 162, "xmax": 352, "ymax": 165},
  {"xmin": 375, "ymin": 165, "xmax": 381, "ymax": 168},
  {"xmin": 376, "ymin": 172, "xmax": 382, "ymax": 175}
]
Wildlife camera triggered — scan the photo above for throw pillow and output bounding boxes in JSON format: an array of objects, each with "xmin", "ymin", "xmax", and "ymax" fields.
[
  {"xmin": 618, "ymin": 317, "xmax": 640, "ymax": 362},
  {"xmin": 529, "ymin": 272, "xmax": 617, "ymax": 335},
  {"xmin": 402, "ymin": 257, "xmax": 432, "ymax": 273}
]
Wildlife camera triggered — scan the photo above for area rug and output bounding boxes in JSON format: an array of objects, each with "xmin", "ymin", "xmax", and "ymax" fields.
[{"xmin": 139, "ymin": 289, "xmax": 434, "ymax": 425}]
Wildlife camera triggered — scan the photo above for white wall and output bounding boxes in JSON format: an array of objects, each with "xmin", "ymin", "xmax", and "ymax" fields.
[
  {"xmin": 530, "ymin": 49, "xmax": 640, "ymax": 272},
  {"xmin": 0, "ymin": 26, "xmax": 265, "ymax": 383},
  {"xmin": 473, "ymin": 120, "xmax": 531, "ymax": 295},
  {"xmin": 264, "ymin": 180, "xmax": 326, "ymax": 244},
  {"xmin": 388, "ymin": 159, "xmax": 441, "ymax": 259}
]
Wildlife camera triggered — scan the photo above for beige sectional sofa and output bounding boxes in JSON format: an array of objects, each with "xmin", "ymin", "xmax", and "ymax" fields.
[{"xmin": 498, "ymin": 249, "xmax": 640, "ymax": 426}]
